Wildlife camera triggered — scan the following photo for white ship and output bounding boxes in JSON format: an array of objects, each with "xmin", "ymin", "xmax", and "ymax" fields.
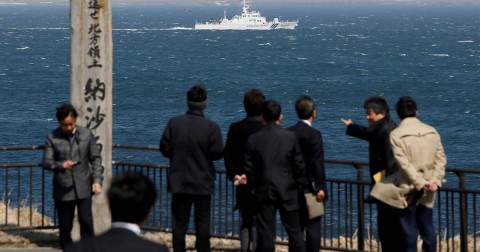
[{"xmin": 195, "ymin": 0, "xmax": 298, "ymax": 30}]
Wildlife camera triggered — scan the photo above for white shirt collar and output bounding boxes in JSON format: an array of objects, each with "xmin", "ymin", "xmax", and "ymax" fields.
[
  {"xmin": 111, "ymin": 222, "xmax": 141, "ymax": 236},
  {"xmin": 301, "ymin": 120, "xmax": 312, "ymax": 127}
]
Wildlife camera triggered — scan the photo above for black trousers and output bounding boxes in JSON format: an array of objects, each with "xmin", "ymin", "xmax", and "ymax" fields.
[
  {"xmin": 255, "ymin": 201, "xmax": 306, "ymax": 252},
  {"xmin": 55, "ymin": 197, "xmax": 94, "ymax": 249},
  {"xmin": 299, "ymin": 194, "xmax": 321, "ymax": 252},
  {"xmin": 239, "ymin": 206, "xmax": 257, "ymax": 252},
  {"xmin": 171, "ymin": 193, "xmax": 211, "ymax": 252},
  {"xmin": 377, "ymin": 201, "xmax": 404, "ymax": 252}
]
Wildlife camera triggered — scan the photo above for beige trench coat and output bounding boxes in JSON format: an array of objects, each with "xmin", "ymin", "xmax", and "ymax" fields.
[{"xmin": 370, "ymin": 117, "xmax": 446, "ymax": 209}]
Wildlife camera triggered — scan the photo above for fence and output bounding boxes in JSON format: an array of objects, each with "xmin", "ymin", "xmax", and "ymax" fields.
[{"xmin": 1, "ymin": 144, "xmax": 479, "ymax": 251}]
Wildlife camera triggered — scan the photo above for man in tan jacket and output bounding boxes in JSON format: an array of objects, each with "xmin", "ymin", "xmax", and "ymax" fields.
[{"xmin": 370, "ymin": 96, "xmax": 446, "ymax": 252}]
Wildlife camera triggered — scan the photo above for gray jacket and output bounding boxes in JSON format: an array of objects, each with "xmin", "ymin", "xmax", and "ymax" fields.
[{"xmin": 43, "ymin": 125, "xmax": 103, "ymax": 201}]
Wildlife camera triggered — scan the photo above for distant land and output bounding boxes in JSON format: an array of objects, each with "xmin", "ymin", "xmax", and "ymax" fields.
[{"xmin": 0, "ymin": 0, "xmax": 479, "ymax": 5}]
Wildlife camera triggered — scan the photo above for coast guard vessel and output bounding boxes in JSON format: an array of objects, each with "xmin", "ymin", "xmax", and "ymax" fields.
[{"xmin": 194, "ymin": 0, "xmax": 298, "ymax": 30}]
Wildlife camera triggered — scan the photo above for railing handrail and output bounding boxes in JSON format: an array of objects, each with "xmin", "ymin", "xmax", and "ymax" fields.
[
  {"xmin": 1, "ymin": 143, "xmax": 478, "ymax": 173},
  {"xmin": 1, "ymin": 143, "xmax": 479, "ymax": 252}
]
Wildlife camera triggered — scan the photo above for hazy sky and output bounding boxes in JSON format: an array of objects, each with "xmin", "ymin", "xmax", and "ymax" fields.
[{"xmin": 1, "ymin": 0, "xmax": 479, "ymax": 5}]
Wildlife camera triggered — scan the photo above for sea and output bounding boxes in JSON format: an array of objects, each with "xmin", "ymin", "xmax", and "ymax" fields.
[{"xmin": 0, "ymin": 3, "xmax": 479, "ymax": 182}]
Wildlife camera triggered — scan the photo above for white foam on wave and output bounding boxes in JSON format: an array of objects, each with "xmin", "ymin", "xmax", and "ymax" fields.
[
  {"xmin": 169, "ymin": 27, "xmax": 193, "ymax": 30},
  {"xmin": 430, "ymin": 54, "xmax": 450, "ymax": 57},
  {"xmin": 0, "ymin": 2, "xmax": 27, "ymax": 5},
  {"xmin": 457, "ymin": 40, "xmax": 474, "ymax": 43}
]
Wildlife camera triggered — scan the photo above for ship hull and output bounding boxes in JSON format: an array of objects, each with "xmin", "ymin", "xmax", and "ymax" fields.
[{"xmin": 195, "ymin": 21, "xmax": 298, "ymax": 30}]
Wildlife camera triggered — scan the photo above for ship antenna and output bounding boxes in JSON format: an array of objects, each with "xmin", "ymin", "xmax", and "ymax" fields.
[{"xmin": 242, "ymin": 0, "xmax": 247, "ymax": 13}]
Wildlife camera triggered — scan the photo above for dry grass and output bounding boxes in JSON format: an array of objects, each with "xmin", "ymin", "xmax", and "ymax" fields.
[
  {"xmin": 1, "ymin": 202, "xmax": 479, "ymax": 251},
  {"xmin": 0, "ymin": 201, "xmax": 54, "ymax": 227}
]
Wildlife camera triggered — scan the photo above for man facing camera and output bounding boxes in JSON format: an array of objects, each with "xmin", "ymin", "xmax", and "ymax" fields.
[
  {"xmin": 64, "ymin": 172, "xmax": 168, "ymax": 252},
  {"xmin": 43, "ymin": 103, "xmax": 103, "ymax": 249}
]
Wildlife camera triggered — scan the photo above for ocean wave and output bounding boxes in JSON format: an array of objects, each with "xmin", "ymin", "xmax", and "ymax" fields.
[
  {"xmin": 457, "ymin": 40, "xmax": 474, "ymax": 43},
  {"xmin": 429, "ymin": 54, "xmax": 450, "ymax": 57}
]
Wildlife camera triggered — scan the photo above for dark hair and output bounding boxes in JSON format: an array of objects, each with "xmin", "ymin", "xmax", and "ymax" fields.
[
  {"xmin": 108, "ymin": 172, "xmax": 157, "ymax": 224},
  {"xmin": 244, "ymin": 89, "xmax": 265, "ymax": 116},
  {"xmin": 295, "ymin": 95, "xmax": 316, "ymax": 120},
  {"xmin": 363, "ymin": 96, "xmax": 390, "ymax": 117},
  {"xmin": 261, "ymin": 100, "xmax": 282, "ymax": 122},
  {"xmin": 396, "ymin": 96, "xmax": 417, "ymax": 119},
  {"xmin": 187, "ymin": 85, "xmax": 208, "ymax": 110},
  {"xmin": 187, "ymin": 85, "xmax": 207, "ymax": 102},
  {"xmin": 56, "ymin": 103, "xmax": 78, "ymax": 121}
]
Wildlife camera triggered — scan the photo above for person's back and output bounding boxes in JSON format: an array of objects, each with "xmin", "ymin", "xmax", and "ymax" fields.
[
  {"xmin": 224, "ymin": 89, "xmax": 265, "ymax": 252},
  {"xmin": 64, "ymin": 172, "xmax": 168, "ymax": 252},
  {"xmin": 159, "ymin": 85, "xmax": 223, "ymax": 252},
  {"xmin": 245, "ymin": 100, "xmax": 306, "ymax": 252},
  {"xmin": 248, "ymin": 123, "xmax": 304, "ymax": 206},
  {"xmin": 287, "ymin": 95, "xmax": 326, "ymax": 252},
  {"xmin": 391, "ymin": 118, "xmax": 442, "ymax": 169},
  {"xmin": 162, "ymin": 110, "xmax": 223, "ymax": 194},
  {"xmin": 65, "ymin": 228, "xmax": 168, "ymax": 252}
]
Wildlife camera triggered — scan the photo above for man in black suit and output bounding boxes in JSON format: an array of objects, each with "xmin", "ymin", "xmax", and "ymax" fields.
[
  {"xmin": 245, "ymin": 100, "xmax": 307, "ymax": 252},
  {"xmin": 64, "ymin": 172, "xmax": 169, "ymax": 252},
  {"xmin": 160, "ymin": 85, "xmax": 224, "ymax": 252},
  {"xmin": 288, "ymin": 95, "xmax": 326, "ymax": 252},
  {"xmin": 224, "ymin": 89, "xmax": 265, "ymax": 252},
  {"xmin": 340, "ymin": 96, "xmax": 402, "ymax": 252}
]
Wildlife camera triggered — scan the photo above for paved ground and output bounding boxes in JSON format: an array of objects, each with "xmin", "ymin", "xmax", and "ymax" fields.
[{"xmin": 0, "ymin": 249, "xmax": 60, "ymax": 252}]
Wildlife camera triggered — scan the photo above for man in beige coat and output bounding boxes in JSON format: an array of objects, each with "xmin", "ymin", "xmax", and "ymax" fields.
[{"xmin": 370, "ymin": 96, "xmax": 446, "ymax": 252}]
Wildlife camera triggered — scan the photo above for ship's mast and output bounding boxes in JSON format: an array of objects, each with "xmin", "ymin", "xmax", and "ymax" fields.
[{"xmin": 242, "ymin": 0, "xmax": 248, "ymax": 14}]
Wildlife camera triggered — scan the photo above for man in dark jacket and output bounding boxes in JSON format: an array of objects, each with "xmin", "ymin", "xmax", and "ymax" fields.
[
  {"xmin": 245, "ymin": 100, "xmax": 306, "ymax": 252},
  {"xmin": 341, "ymin": 96, "xmax": 402, "ymax": 252},
  {"xmin": 160, "ymin": 85, "xmax": 224, "ymax": 252},
  {"xmin": 288, "ymin": 95, "xmax": 326, "ymax": 252},
  {"xmin": 43, "ymin": 103, "xmax": 103, "ymax": 249},
  {"xmin": 64, "ymin": 172, "xmax": 169, "ymax": 252},
  {"xmin": 224, "ymin": 89, "xmax": 265, "ymax": 252}
]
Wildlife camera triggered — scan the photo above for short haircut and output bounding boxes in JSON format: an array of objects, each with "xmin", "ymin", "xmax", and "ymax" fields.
[
  {"xmin": 56, "ymin": 103, "xmax": 78, "ymax": 121},
  {"xmin": 295, "ymin": 95, "xmax": 316, "ymax": 120},
  {"xmin": 363, "ymin": 96, "xmax": 390, "ymax": 116},
  {"xmin": 261, "ymin": 100, "xmax": 282, "ymax": 122},
  {"xmin": 244, "ymin": 89, "xmax": 265, "ymax": 117},
  {"xmin": 187, "ymin": 85, "xmax": 207, "ymax": 102},
  {"xmin": 108, "ymin": 172, "xmax": 157, "ymax": 224},
  {"xmin": 396, "ymin": 96, "xmax": 417, "ymax": 120}
]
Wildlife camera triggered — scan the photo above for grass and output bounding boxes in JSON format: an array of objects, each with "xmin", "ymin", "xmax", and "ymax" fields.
[{"xmin": 1, "ymin": 201, "xmax": 479, "ymax": 251}]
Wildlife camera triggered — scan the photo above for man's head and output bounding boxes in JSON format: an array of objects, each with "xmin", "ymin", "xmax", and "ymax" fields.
[
  {"xmin": 187, "ymin": 85, "xmax": 207, "ymax": 111},
  {"xmin": 244, "ymin": 89, "xmax": 265, "ymax": 117},
  {"xmin": 396, "ymin": 96, "xmax": 418, "ymax": 120},
  {"xmin": 56, "ymin": 103, "xmax": 78, "ymax": 135},
  {"xmin": 108, "ymin": 172, "xmax": 157, "ymax": 225},
  {"xmin": 363, "ymin": 96, "xmax": 389, "ymax": 125},
  {"xmin": 261, "ymin": 100, "xmax": 282, "ymax": 123},
  {"xmin": 295, "ymin": 95, "xmax": 316, "ymax": 120}
]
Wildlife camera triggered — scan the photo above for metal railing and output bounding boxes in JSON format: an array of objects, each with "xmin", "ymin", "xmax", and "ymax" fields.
[{"xmin": 1, "ymin": 144, "xmax": 479, "ymax": 252}]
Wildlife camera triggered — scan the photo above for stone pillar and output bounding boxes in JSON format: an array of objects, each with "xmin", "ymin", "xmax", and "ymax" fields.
[{"xmin": 69, "ymin": 0, "xmax": 112, "ymax": 236}]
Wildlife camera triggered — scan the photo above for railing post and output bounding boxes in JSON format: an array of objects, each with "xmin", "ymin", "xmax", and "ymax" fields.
[
  {"xmin": 458, "ymin": 172, "xmax": 467, "ymax": 252},
  {"xmin": 356, "ymin": 164, "xmax": 365, "ymax": 250}
]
